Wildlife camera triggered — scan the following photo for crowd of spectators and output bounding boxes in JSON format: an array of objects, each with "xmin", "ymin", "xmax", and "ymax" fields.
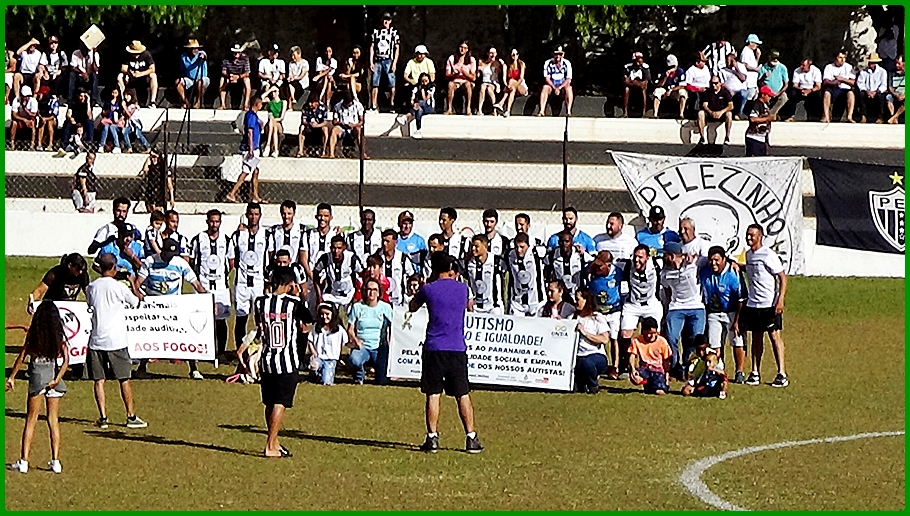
[{"xmin": 5, "ymin": 17, "xmax": 905, "ymax": 152}]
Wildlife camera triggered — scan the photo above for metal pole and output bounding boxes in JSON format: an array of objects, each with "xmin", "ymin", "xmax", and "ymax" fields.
[
  {"xmin": 562, "ymin": 114, "xmax": 568, "ymax": 211},
  {"xmin": 162, "ymin": 109, "xmax": 169, "ymax": 210}
]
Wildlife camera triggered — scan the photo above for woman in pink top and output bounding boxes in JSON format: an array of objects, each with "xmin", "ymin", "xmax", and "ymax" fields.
[{"xmin": 444, "ymin": 40, "xmax": 476, "ymax": 115}]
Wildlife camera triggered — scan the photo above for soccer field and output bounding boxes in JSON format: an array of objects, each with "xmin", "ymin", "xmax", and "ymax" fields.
[{"xmin": 4, "ymin": 256, "xmax": 905, "ymax": 510}]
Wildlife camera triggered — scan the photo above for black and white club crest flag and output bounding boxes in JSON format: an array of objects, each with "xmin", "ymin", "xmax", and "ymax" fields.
[
  {"xmin": 809, "ymin": 158, "xmax": 905, "ymax": 254},
  {"xmin": 611, "ymin": 151, "xmax": 805, "ymax": 274}
]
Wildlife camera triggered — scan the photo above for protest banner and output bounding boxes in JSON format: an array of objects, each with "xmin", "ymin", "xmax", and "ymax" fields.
[
  {"xmin": 35, "ymin": 294, "xmax": 216, "ymax": 363},
  {"xmin": 388, "ymin": 308, "xmax": 579, "ymax": 392}
]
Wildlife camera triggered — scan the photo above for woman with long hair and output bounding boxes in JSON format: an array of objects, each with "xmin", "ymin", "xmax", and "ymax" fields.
[
  {"xmin": 444, "ymin": 40, "xmax": 476, "ymax": 115},
  {"xmin": 263, "ymin": 86, "xmax": 288, "ymax": 157},
  {"xmin": 98, "ymin": 87, "xmax": 125, "ymax": 152},
  {"xmin": 7, "ymin": 300, "xmax": 70, "ymax": 473},
  {"xmin": 314, "ymin": 45, "xmax": 338, "ymax": 104},
  {"xmin": 476, "ymin": 46, "xmax": 504, "ymax": 115},
  {"xmin": 338, "ymin": 45, "xmax": 367, "ymax": 101},
  {"xmin": 307, "ymin": 303, "xmax": 348, "ymax": 385},
  {"xmin": 493, "ymin": 48, "xmax": 528, "ymax": 117},
  {"xmin": 572, "ymin": 289, "xmax": 610, "ymax": 394}
]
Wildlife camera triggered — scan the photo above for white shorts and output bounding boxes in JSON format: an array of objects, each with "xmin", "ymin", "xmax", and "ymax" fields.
[
  {"xmin": 620, "ymin": 302, "xmax": 664, "ymax": 332},
  {"xmin": 72, "ymin": 190, "xmax": 97, "ymax": 211},
  {"xmin": 241, "ymin": 149, "xmax": 261, "ymax": 176},
  {"xmin": 234, "ymin": 281, "xmax": 264, "ymax": 317},
  {"xmin": 602, "ymin": 311, "xmax": 621, "ymax": 339},
  {"xmin": 474, "ymin": 305, "xmax": 503, "ymax": 315},
  {"xmin": 508, "ymin": 300, "xmax": 540, "ymax": 317},
  {"xmin": 706, "ymin": 311, "xmax": 744, "ymax": 349},
  {"xmin": 213, "ymin": 288, "xmax": 231, "ymax": 320},
  {"xmin": 653, "ymin": 87, "xmax": 688, "ymax": 100}
]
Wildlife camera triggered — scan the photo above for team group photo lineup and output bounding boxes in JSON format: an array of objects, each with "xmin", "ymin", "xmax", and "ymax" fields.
[{"xmin": 3, "ymin": 3, "xmax": 904, "ymax": 512}]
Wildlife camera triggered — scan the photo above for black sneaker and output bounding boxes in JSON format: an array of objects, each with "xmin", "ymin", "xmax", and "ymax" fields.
[
  {"xmin": 771, "ymin": 374, "xmax": 789, "ymax": 388},
  {"xmin": 745, "ymin": 372, "xmax": 761, "ymax": 386},
  {"xmin": 465, "ymin": 434, "xmax": 484, "ymax": 454},
  {"xmin": 419, "ymin": 435, "xmax": 439, "ymax": 453},
  {"xmin": 733, "ymin": 371, "xmax": 746, "ymax": 384}
]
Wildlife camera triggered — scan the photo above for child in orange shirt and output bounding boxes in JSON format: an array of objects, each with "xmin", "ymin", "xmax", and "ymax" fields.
[{"xmin": 628, "ymin": 316, "xmax": 672, "ymax": 395}]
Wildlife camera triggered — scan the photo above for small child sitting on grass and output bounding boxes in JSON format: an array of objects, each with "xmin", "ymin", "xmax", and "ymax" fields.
[
  {"xmin": 628, "ymin": 316, "xmax": 672, "ymax": 395},
  {"xmin": 682, "ymin": 336, "xmax": 728, "ymax": 399}
]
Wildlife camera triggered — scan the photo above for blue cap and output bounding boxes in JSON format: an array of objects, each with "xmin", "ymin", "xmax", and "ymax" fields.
[{"xmin": 664, "ymin": 241, "xmax": 684, "ymax": 255}]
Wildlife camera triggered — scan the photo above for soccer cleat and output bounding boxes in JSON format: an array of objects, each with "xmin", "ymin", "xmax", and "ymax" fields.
[
  {"xmin": 9, "ymin": 460, "xmax": 28, "ymax": 473},
  {"xmin": 771, "ymin": 374, "xmax": 789, "ymax": 388},
  {"xmin": 745, "ymin": 372, "xmax": 761, "ymax": 386},
  {"xmin": 48, "ymin": 460, "xmax": 62, "ymax": 474},
  {"xmin": 190, "ymin": 370, "xmax": 204, "ymax": 380},
  {"xmin": 419, "ymin": 435, "xmax": 439, "ymax": 453},
  {"xmin": 733, "ymin": 371, "xmax": 746, "ymax": 384},
  {"xmin": 95, "ymin": 417, "xmax": 110, "ymax": 429},
  {"xmin": 126, "ymin": 415, "xmax": 148, "ymax": 429},
  {"xmin": 465, "ymin": 434, "xmax": 484, "ymax": 454}
]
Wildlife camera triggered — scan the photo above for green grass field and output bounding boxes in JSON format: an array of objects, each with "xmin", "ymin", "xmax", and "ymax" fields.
[{"xmin": 4, "ymin": 256, "xmax": 905, "ymax": 510}]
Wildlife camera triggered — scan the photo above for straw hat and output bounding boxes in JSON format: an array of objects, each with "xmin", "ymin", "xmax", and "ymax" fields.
[
  {"xmin": 126, "ymin": 40, "xmax": 147, "ymax": 53},
  {"xmin": 868, "ymin": 52, "xmax": 883, "ymax": 63},
  {"xmin": 184, "ymin": 39, "xmax": 202, "ymax": 49}
]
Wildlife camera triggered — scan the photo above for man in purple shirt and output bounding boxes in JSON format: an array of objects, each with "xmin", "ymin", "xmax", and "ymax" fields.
[{"xmin": 409, "ymin": 252, "xmax": 483, "ymax": 454}]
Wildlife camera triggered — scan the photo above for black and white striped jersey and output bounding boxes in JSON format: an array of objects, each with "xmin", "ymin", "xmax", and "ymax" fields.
[
  {"xmin": 625, "ymin": 260, "xmax": 660, "ymax": 306},
  {"xmin": 313, "ymin": 250, "xmax": 363, "ymax": 303},
  {"xmin": 544, "ymin": 248, "xmax": 588, "ymax": 296},
  {"xmin": 347, "ymin": 230, "xmax": 382, "ymax": 264},
  {"xmin": 266, "ymin": 223, "xmax": 307, "ymax": 263},
  {"xmin": 378, "ymin": 249, "xmax": 415, "ymax": 306},
  {"xmin": 303, "ymin": 228, "xmax": 334, "ymax": 272},
  {"xmin": 161, "ymin": 229, "xmax": 190, "ymax": 256},
  {"xmin": 443, "ymin": 233, "xmax": 467, "ymax": 262},
  {"xmin": 189, "ymin": 231, "xmax": 232, "ymax": 292},
  {"xmin": 231, "ymin": 227, "xmax": 268, "ymax": 287},
  {"xmin": 507, "ymin": 247, "xmax": 546, "ymax": 310},
  {"xmin": 465, "ymin": 252, "xmax": 505, "ymax": 312},
  {"xmin": 487, "ymin": 232, "xmax": 511, "ymax": 262},
  {"xmin": 254, "ymin": 293, "xmax": 314, "ymax": 375}
]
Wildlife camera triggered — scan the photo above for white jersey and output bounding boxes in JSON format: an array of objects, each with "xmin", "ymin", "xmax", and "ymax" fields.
[
  {"xmin": 465, "ymin": 252, "xmax": 506, "ymax": 313},
  {"xmin": 379, "ymin": 250, "xmax": 415, "ymax": 306},
  {"xmin": 189, "ymin": 231, "xmax": 232, "ymax": 292},
  {"xmin": 303, "ymin": 228, "xmax": 335, "ymax": 272},
  {"xmin": 231, "ymin": 227, "xmax": 268, "ymax": 287},
  {"xmin": 625, "ymin": 260, "xmax": 659, "ymax": 306},
  {"xmin": 682, "ymin": 238, "xmax": 711, "ymax": 268},
  {"xmin": 506, "ymin": 248, "xmax": 546, "ymax": 314},
  {"xmin": 545, "ymin": 248, "xmax": 588, "ymax": 296},
  {"xmin": 594, "ymin": 231, "xmax": 638, "ymax": 262},
  {"xmin": 660, "ymin": 262, "xmax": 704, "ymax": 311},
  {"xmin": 347, "ymin": 230, "xmax": 382, "ymax": 264},
  {"xmin": 266, "ymin": 223, "xmax": 306, "ymax": 263},
  {"xmin": 314, "ymin": 251, "xmax": 362, "ymax": 305},
  {"xmin": 745, "ymin": 245, "xmax": 784, "ymax": 308}
]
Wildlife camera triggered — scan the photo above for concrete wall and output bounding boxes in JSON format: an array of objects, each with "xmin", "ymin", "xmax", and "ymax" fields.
[{"xmin": 5, "ymin": 207, "xmax": 903, "ymax": 278}]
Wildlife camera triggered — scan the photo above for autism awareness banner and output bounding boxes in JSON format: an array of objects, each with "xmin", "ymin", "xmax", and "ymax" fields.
[{"xmin": 388, "ymin": 308, "xmax": 579, "ymax": 392}]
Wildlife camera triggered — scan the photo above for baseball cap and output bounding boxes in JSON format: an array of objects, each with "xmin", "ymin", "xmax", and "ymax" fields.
[
  {"xmin": 116, "ymin": 221, "xmax": 135, "ymax": 238},
  {"xmin": 398, "ymin": 210, "xmax": 415, "ymax": 224},
  {"xmin": 632, "ymin": 51, "xmax": 644, "ymax": 59},
  {"xmin": 20, "ymin": 85, "xmax": 32, "ymax": 97},
  {"xmin": 648, "ymin": 205, "xmax": 666, "ymax": 221},
  {"xmin": 553, "ymin": 45, "xmax": 565, "ymax": 55},
  {"xmin": 746, "ymin": 34, "xmax": 762, "ymax": 45},
  {"xmin": 381, "ymin": 11, "xmax": 392, "ymax": 20},
  {"xmin": 664, "ymin": 241, "xmax": 684, "ymax": 255},
  {"xmin": 269, "ymin": 43, "xmax": 279, "ymax": 52},
  {"xmin": 666, "ymin": 54, "xmax": 678, "ymax": 66},
  {"xmin": 759, "ymin": 85, "xmax": 776, "ymax": 97},
  {"xmin": 769, "ymin": 50, "xmax": 780, "ymax": 61},
  {"xmin": 414, "ymin": 44, "xmax": 429, "ymax": 55},
  {"xmin": 160, "ymin": 238, "xmax": 180, "ymax": 261}
]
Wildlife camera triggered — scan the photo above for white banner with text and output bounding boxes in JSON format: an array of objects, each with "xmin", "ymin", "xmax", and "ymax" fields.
[{"xmin": 388, "ymin": 308, "xmax": 579, "ymax": 391}]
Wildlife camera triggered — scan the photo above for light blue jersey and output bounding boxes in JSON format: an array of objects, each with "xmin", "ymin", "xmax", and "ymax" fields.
[{"xmin": 138, "ymin": 255, "xmax": 198, "ymax": 296}]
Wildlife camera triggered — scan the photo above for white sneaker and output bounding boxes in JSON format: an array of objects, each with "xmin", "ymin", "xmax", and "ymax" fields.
[
  {"xmin": 112, "ymin": 147, "xmax": 122, "ymax": 154},
  {"xmin": 190, "ymin": 370, "xmax": 204, "ymax": 380},
  {"xmin": 126, "ymin": 415, "xmax": 148, "ymax": 428},
  {"xmin": 10, "ymin": 460, "xmax": 28, "ymax": 473},
  {"xmin": 411, "ymin": 130, "xmax": 423, "ymax": 139},
  {"xmin": 48, "ymin": 460, "xmax": 62, "ymax": 474}
]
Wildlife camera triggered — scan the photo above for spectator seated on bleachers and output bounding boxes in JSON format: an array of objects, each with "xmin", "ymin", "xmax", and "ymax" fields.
[
  {"xmin": 444, "ymin": 40, "xmax": 476, "ymax": 115},
  {"xmin": 652, "ymin": 54, "xmax": 687, "ymax": 120},
  {"xmin": 118, "ymin": 40, "xmax": 158, "ymax": 108},
  {"xmin": 780, "ymin": 58, "xmax": 822, "ymax": 122},
  {"xmin": 175, "ymin": 38, "xmax": 210, "ymax": 110},
  {"xmin": 622, "ymin": 51, "xmax": 651, "ymax": 118},
  {"xmin": 219, "ymin": 44, "xmax": 252, "ymax": 111},
  {"xmin": 821, "ymin": 51, "xmax": 857, "ymax": 123},
  {"xmin": 538, "ymin": 45, "xmax": 573, "ymax": 116}
]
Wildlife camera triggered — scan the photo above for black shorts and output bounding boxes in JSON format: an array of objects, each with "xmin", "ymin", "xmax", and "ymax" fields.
[
  {"xmin": 738, "ymin": 306, "xmax": 783, "ymax": 333},
  {"xmin": 421, "ymin": 350, "xmax": 470, "ymax": 398},
  {"xmin": 745, "ymin": 137, "xmax": 768, "ymax": 157},
  {"xmin": 260, "ymin": 371, "xmax": 299, "ymax": 408}
]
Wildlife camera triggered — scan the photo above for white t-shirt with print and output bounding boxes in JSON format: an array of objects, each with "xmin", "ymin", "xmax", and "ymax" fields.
[
  {"xmin": 745, "ymin": 246, "xmax": 784, "ymax": 308},
  {"xmin": 661, "ymin": 262, "xmax": 704, "ymax": 311},
  {"xmin": 258, "ymin": 58, "xmax": 286, "ymax": 82},
  {"xmin": 739, "ymin": 46, "xmax": 760, "ymax": 89},
  {"xmin": 86, "ymin": 276, "xmax": 140, "ymax": 351},
  {"xmin": 576, "ymin": 314, "xmax": 609, "ymax": 357}
]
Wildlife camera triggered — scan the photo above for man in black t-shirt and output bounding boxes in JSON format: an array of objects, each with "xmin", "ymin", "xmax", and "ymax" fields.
[
  {"xmin": 71, "ymin": 152, "xmax": 98, "ymax": 213},
  {"xmin": 697, "ymin": 75, "xmax": 734, "ymax": 145},
  {"xmin": 118, "ymin": 41, "xmax": 158, "ymax": 108},
  {"xmin": 29, "ymin": 253, "xmax": 90, "ymax": 314}
]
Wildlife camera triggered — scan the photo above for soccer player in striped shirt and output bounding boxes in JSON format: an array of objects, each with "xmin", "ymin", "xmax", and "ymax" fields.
[
  {"xmin": 438, "ymin": 207, "xmax": 466, "ymax": 261},
  {"xmin": 465, "ymin": 235, "xmax": 505, "ymax": 314},
  {"xmin": 544, "ymin": 230, "xmax": 589, "ymax": 301},
  {"xmin": 313, "ymin": 235, "xmax": 363, "ymax": 306},
  {"xmin": 190, "ymin": 209, "xmax": 232, "ymax": 363},
  {"xmin": 236, "ymin": 267, "xmax": 314, "ymax": 458},
  {"xmin": 347, "ymin": 209, "xmax": 382, "ymax": 264},
  {"xmin": 266, "ymin": 200, "xmax": 307, "ymax": 273},
  {"xmin": 481, "ymin": 209, "xmax": 510, "ymax": 262},
  {"xmin": 507, "ymin": 232, "xmax": 546, "ymax": 316},
  {"xmin": 378, "ymin": 229, "xmax": 415, "ymax": 306},
  {"xmin": 161, "ymin": 210, "xmax": 191, "ymax": 261},
  {"xmin": 302, "ymin": 203, "xmax": 337, "ymax": 311},
  {"xmin": 514, "ymin": 213, "xmax": 544, "ymax": 247},
  {"xmin": 231, "ymin": 203, "xmax": 269, "ymax": 357}
]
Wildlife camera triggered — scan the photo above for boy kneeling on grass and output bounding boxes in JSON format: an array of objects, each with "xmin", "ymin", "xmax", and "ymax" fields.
[
  {"xmin": 628, "ymin": 316, "xmax": 672, "ymax": 395},
  {"xmin": 682, "ymin": 335, "xmax": 728, "ymax": 399}
]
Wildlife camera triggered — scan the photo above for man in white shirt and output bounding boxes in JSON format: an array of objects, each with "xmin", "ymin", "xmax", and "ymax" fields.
[
  {"xmin": 718, "ymin": 52, "xmax": 748, "ymax": 117},
  {"xmin": 679, "ymin": 217, "xmax": 710, "ymax": 266},
  {"xmin": 68, "ymin": 43, "xmax": 101, "ymax": 104},
  {"xmin": 594, "ymin": 212, "xmax": 637, "ymax": 264},
  {"xmin": 12, "ymin": 38, "xmax": 44, "ymax": 101},
  {"xmin": 328, "ymin": 91, "xmax": 367, "ymax": 159},
  {"xmin": 740, "ymin": 223, "xmax": 788, "ymax": 388},
  {"xmin": 821, "ymin": 51, "xmax": 856, "ymax": 123},
  {"xmin": 856, "ymin": 52, "xmax": 889, "ymax": 123},
  {"xmin": 660, "ymin": 241, "xmax": 706, "ymax": 380},
  {"xmin": 10, "ymin": 85, "xmax": 39, "ymax": 150},
  {"xmin": 85, "ymin": 253, "xmax": 148, "ymax": 430},
  {"xmin": 739, "ymin": 34, "xmax": 762, "ymax": 107},
  {"xmin": 258, "ymin": 43, "xmax": 286, "ymax": 92},
  {"xmin": 780, "ymin": 58, "xmax": 822, "ymax": 122},
  {"xmin": 683, "ymin": 53, "xmax": 711, "ymax": 112}
]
